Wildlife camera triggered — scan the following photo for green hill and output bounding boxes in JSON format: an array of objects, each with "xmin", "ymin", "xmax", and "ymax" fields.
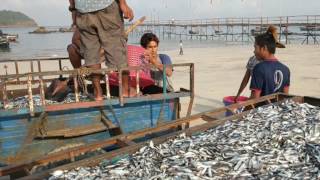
[{"xmin": 0, "ymin": 10, "xmax": 37, "ymax": 27}]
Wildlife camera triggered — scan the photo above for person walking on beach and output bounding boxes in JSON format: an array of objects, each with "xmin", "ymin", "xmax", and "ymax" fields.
[
  {"xmin": 179, "ymin": 40, "xmax": 184, "ymax": 55},
  {"xmin": 235, "ymin": 25, "xmax": 285, "ymax": 102},
  {"xmin": 69, "ymin": 0, "xmax": 135, "ymax": 100},
  {"xmin": 250, "ymin": 31, "xmax": 290, "ymax": 99}
]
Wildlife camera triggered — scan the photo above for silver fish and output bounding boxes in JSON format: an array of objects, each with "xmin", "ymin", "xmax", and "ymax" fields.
[{"xmin": 48, "ymin": 100, "xmax": 320, "ymax": 180}]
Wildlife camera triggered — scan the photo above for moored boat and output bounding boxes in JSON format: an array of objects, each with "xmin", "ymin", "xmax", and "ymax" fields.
[
  {"xmin": 29, "ymin": 26, "xmax": 56, "ymax": 34},
  {"xmin": 0, "ymin": 37, "xmax": 9, "ymax": 49}
]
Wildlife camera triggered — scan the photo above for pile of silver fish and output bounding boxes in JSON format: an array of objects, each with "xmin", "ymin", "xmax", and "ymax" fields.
[
  {"xmin": 2, "ymin": 94, "xmax": 90, "ymax": 109},
  {"xmin": 49, "ymin": 100, "xmax": 320, "ymax": 179}
]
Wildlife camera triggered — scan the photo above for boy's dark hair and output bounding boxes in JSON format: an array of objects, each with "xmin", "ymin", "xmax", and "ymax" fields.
[
  {"xmin": 255, "ymin": 32, "xmax": 276, "ymax": 54},
  {"xmin": 140, "ymin": 33, "xmax": 159, "ymax": 48}
]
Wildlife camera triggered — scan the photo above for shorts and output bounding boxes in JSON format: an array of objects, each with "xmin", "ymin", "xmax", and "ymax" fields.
[{"xmin": 76, "ymin": 1, "xmax": 127, "ymax": 69}]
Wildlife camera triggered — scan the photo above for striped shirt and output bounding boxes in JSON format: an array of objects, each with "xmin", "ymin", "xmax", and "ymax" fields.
[{"xmin": 75, "ymin": 0, "xmax": 114, "ymax": 13}]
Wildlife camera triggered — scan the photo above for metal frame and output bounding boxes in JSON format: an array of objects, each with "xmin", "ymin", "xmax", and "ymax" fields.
[{"xmin": 1, "ymin": 93, "xmax": 318, "ymax": 178}]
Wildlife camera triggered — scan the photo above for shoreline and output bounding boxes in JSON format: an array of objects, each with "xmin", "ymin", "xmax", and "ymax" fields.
[{"xmin": 0, "ymin": 25, "xmax": 37, "ymax": 28}]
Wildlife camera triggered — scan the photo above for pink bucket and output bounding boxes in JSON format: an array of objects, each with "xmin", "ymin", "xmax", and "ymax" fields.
[
  {"xmin": 223, "ymin": 96, "xmax": 249, "ymax": 116},
  {"xmin": 109, "ymin": 45, "xmax": 155, "ymax": 88}
]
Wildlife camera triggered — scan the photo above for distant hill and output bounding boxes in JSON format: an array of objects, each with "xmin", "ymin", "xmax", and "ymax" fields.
[{"xmin": 0, "ymin": 10, "xmax": 37, "ymax": 27}]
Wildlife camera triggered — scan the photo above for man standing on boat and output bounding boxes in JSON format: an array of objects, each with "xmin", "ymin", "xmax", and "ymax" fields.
[
  {"xmin": 69, "ymin": 0, "xmax": 135, "ymax": 100},
  {"xmin": 250, "ymin": 32, "xmax": 290, "ymax": 99}
]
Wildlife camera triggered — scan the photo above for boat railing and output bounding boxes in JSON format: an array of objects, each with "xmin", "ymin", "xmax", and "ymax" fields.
[{"xmin": 0, "ymin": 58, "xmax": 194, "ymax": 117}]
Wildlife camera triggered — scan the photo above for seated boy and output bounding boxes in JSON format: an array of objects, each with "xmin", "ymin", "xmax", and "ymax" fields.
[{"xmin": 139, "ymin": 33, "xmax": 174, "ymax": 94}]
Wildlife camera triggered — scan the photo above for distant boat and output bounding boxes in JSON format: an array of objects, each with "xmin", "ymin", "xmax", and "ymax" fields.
[
  {"xmin": 214, "ymin": 30, "xmax": 223, "ymax": 34},
  {"xmin": 189, "ymin": 30, "xmax": 199, "ymax": 35},
  {"xmin": 143, "ymin": 30, "xmax": 153, "ymax": 33},
  {"xmin": 0, "ymin": 36, "xmax": 9, "ymax": 49},
  {"xmin": 58, "ymin": 27, "xmax": 74, "ymax": 33},
  {"xmin": 250, "ymin": 26, "xmax": 268, "ymax": 36},
  {"xmin": 3, "ymin": 34, "xmax": 18, "ymax": 42},
  {"xmin": 0, "ymin": 29, "xmax": 18, "ymax": 42},
  {"xmin": 300, "ymin": 25, "xmax": 320, "ymax": 31},
  {"xmin": 29, "ymin": 26, "xmax": 56, "ymax": 34}
]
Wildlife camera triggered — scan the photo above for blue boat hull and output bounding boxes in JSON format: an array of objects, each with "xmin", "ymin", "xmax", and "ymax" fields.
[{"xmin": 0, "ymin": 98, "xmax": 179, "ymax": 165}]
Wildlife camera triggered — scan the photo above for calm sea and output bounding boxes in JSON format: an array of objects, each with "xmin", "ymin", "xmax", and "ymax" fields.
[{"xmin": 0, "ymin": 27, "xmax": 247, "ymax": 61}]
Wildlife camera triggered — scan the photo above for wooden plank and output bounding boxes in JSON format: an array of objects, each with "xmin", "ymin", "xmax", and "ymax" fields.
[
  {"xmin": 201, "ymin": 114, "xmax": 219, "ymax": 122},
  {"xmin": 36, "ymin": 124, "xmax": 118, "ymax": 138},
  {"xmin": 44, "ymin": 92, "xmax": 190, "ymax": 112},
  {"xmin": 116, "ymin": 139, "xmax": 137, "ymax": 147}
]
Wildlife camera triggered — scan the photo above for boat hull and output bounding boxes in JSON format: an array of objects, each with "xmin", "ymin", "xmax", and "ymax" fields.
[{"xmin": 0, "ymin": 98, "xmax": 179, "ymax": 165}]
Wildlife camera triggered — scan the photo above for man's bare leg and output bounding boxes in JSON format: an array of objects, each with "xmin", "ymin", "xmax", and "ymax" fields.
[
  {"xmin": 67, "ymin": 45, "xmax": 82, "ymax": 68},
  {"xmin": 89, "ymin": 64, "xmax": 103, "ymax": 101},
  {"xmin": 122, "ymin": 71, "xmax": 136, "ymax": 97}
]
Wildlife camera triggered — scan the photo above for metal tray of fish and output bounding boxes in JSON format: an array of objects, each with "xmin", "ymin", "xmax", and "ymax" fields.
[{"xmin": 1, "ymin": 93, "xmax": 320, "ymax": 179}]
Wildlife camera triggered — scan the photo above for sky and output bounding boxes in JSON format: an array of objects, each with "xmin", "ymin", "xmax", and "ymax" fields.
[{"xmin": 1, "ymin": 0, "xmax": 320, "ymax": 26}]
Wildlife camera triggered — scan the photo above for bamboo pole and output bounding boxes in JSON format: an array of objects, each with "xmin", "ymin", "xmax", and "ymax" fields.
[
  {"xmin": 39, "ymin": 77, "xmax": 46, "ymax": 106},
  {"xmin": 73, "ymin": 76, "xmax": 80, "ymax": 102},
  {"xmin": 27, "ymin": 75, "xmax": 35, "ymax": 116},
  {"xmin": 105, "ymin": 73, "xmax": 111, "ymax": 99},
  {"xmin": 1, "ymin": 79, "xmax": 8, "ymax": 109}
]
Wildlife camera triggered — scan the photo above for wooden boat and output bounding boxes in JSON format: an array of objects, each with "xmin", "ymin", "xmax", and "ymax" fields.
[
  {"xmin": 0, "ymin": 37, "xmax": 9, "ymax": 49},
  {"xmin": 4, "ymin": 34, "xmax": 18, "ymax": 42},
  {"xmin": 0, "ymin": 93, "xmax": 318, "ymax": 179},
  {"xmin": 29, "ymin": 27, "xmax": 56, "ymax": 34},
  {"xmin": 250, "ymin": 26, "xmax": 268, "ymax": 36},
  {"xmin": 58, "ymin": 27, "xmax": 74, "ymax": 33},
  {"xmin": 0, "ymin": 30, "xmax": 18, "ymax": 42},
  {"xmin": 0, "ymin": 57, "xmax": 195, "ymax": 166},
  {"xmin": 189, "ymin": 30, "xmax": 199, "ymax": 35}
]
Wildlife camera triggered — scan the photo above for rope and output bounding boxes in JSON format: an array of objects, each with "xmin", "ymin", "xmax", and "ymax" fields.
[
  {"xmin": 76, "ymin": 67, "xmax": 91, "ymax": 95},
  {"xmin": 157, "ymin": 64, "xmax": 168, "ymax": 126}
]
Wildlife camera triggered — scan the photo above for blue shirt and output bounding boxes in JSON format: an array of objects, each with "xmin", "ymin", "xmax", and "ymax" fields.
[
  {"xmin": 250, "ymin": 60, "xmax": 290, "ymax": 96},
  {"xmin": 75, "ymin": 0, "xmax": 114, "ymax": 13}
]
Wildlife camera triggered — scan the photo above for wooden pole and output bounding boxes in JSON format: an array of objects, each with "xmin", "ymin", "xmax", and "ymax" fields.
[
  {"xmin": 73, "ymin": 76, "xmax": 80, "ymax": 102},
  {"xmin": 1, "ymin": 79, "xmax": 8, "ymax": 109},
  {"xmin": 15, "ymin": 61, "xmax": 20, "ymax": 83},
  {"xmin": 39, "ymin": 78, "xmax": 46, "ymax": 106},
  {"xmin": 27, "ymin": 75, "xmax": 35, "ymax": 116},
  {"xmin": 105, "ymin": 73, "xmax": 111, "ymax": 99}
]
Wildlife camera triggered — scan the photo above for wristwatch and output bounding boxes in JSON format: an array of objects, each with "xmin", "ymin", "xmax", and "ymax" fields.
[{"xmin": 69, "ymin": 6, "xmax": 76, "ymax": 12}]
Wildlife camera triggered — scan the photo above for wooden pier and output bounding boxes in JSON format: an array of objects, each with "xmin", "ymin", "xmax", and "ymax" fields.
[{"xmin": 126, "ymin": 15, "xmax": 320, "ymax": 45}]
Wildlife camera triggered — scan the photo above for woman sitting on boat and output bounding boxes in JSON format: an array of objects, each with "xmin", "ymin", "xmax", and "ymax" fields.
[{"xmin": 140, "ymin": 33, "xmax": 174, "ymax": 94}]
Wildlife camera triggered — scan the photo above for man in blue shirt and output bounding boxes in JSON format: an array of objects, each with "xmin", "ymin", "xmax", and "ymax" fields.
[
  {"xmin": 250, "ymin": 32, "xmax": 290, "ymax": 98},
  {"xmin": 69, "ymin": 0, "xmax": 134, "ymax": 100}
]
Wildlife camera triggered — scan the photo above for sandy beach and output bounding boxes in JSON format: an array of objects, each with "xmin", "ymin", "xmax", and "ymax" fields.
[{"xmin": 163, "ymin": 44, "xmax": 320, "ymax": 115}]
